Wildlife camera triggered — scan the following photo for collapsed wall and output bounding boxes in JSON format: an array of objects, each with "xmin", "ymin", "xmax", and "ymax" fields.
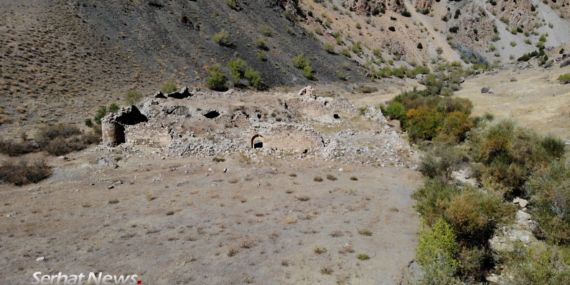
[{"xmin": 100, "ymin": 86, "xmax": 418, "ymax": 167}]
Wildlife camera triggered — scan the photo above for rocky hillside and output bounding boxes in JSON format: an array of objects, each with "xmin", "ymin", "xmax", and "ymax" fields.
[{"xmin": 1, "ymin": 0, "xmax": 570, "ymax": 136}]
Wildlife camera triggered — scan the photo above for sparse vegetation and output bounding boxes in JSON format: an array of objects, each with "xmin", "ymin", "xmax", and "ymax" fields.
[
  {"xmin": 161, "ymin": 82, "xmax": 177, "ymax": 94},
  {"xmin": 213, "ymin": 30, "xmax": 232, "ymax": 46},
  {"xmin": 125, "ymin": 90, "xmax": 143, "ymax": 105},
  {"xmin": 558, "ymin": 73, "xmax": 570, "ymax": 84}
]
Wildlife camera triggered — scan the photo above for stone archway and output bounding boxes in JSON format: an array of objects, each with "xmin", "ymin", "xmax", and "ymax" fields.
[{"xmin": 251, "ymin": 134, "xmax": 265, "ymax": 149}]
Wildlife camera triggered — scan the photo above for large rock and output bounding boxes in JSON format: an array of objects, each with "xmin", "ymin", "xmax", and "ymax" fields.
[{"xmin": 481, "ymin": 86, "xmax": 491, "ymax": 93}]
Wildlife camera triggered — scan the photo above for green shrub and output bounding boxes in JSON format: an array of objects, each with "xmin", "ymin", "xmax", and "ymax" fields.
[
  {"xmin": 445, "ymin": 190, "xmax": 514, "ymax": 245},
  {"xmin": 206, "ymin": 64, "xmax": 228, "ymax": 91},
  {"xmin": 470, "ymin": 120, "xmax": 562, "ymax": 195},
  {"xmin": 213, "ymin": 30, "xmax": 232, "ymax": 46},
  {"xmin": 416, "ymin": 217, "xmax": 459, "ymax": 267},
  {"xmin": 558, "ymin": 73, "xmax": 570, "ymax": 84},
  {"xmin": 525, "ymin": 161, "xmax": 570, "ymax": 244},
  {"xmin": 498, "ymin": 243, "xmax": 570, "ymax": 284},
  {"xmin": 449, "ymin": 26, "xmax": 459, "ymax": 33},
  {"xmin": 85, "ymin": 118, "xmax": 93, "ymax": 128},
  {"xmin": 437, "ymin": 111, "xmax": 474, "ymax": 143},
  {"xmin": 412, "ymin": 178, "xmax": 461, "ymax": 226},
  {"xmin": 292, "ymin": 53, "xmax": 310, "ymax": 69},
  {"xmin": 256, "ymin": 50, "xmax": 267, "ymax": 61},
  {"xmin": 255, "ymin": 38, "xmax": 268, "ymax": 50},
  {"xmin": 406, "ymin": 106, "xmax": 444, "ymax": 142},
  {"xmin": 335, "ymin": 71, "xmax": 347, "ymax": 80},
  {"xmin": 228, "ymin": 58, "xmax": 248, "ymax": 82},
  {"xmin": 161, "ymin": 82, "xmax": 177, "ymax": 94},
  {"xmin": 302, "ymin": 65, "xmax": 314, "ymax": 80},
  {"xmin": 244, "ymin": 68, "xmax": 264, "ymax": 90},
  {"xmin": 94, "ymin": 106, "xmax": 107, "ymax": 124},
  {"xmin": 125, "ymin": 90, "xmax": 143, "ymax": 105},
  {"xmin": 108, "ymin": 103, "xmax": 120, "ymax": 113},
  {"xmin": 381, "ymin": 101, "xmax": 406, "ymax": 122},
  {"xmin": 324, "ymin": 43, "xmax": 335, "ymax": 54},
  {"xmin": 341, "ymin": 48, "xmax": 350, "ymax": 57},
  {"xmin": 417, "ymin": 42, "xmax": 423, "ymax": 49},
  {"xmin": 419, "ymin": 144, "xmax": 465, "ymax": 179}
]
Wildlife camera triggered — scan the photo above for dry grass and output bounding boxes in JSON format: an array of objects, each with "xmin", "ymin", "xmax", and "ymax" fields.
[
  {"xmin": 321, "ymin": 266, "xmax": 334, "ymax": 275},
  {"xmin": 358, "ymin": 229, "xmax": 372, "ymax": 236},
  {"xmin": 314, "ymin": 246, "xmax": 327, "ymax": 254},
  {"xmin": 326, "ymin": 174, "xmax": 337, "ymax": 181},
  {"xmin": 314, "ymin": 176, "xmax": 323, "ymax": 182},
  {"xmin": 296, "ymin": 195, "xmax": 310, "ymax": 201}
]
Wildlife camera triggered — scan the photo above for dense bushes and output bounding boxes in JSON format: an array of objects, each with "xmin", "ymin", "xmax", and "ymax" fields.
[
  {"xmin": 292, "ymin": 54, "xmax": 315, "ymax": 80},
  {"xmin": 470, "ymin": 120, "xmax": 565, "ymax": 196},
  {"xmin": 525, "ymin": 161, "xmax": 570, "ymax": 244},
  {"xmin": 0, "ymin": 159, "xmax": 51, "ymax": 186},
  {"xmin": 206, "ymin": 64, "xmax": 228, "ymax": 91},
  {"xmin": 228, "ymin": 58, "xmax": 265, "ymax": 89}
]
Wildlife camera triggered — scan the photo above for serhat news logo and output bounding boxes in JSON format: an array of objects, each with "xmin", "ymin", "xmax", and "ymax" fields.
[{"xmin": 32, "ymin": 272, "xmax": 141, "ymax": 284}]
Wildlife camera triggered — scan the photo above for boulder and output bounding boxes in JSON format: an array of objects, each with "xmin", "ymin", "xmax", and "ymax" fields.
[
  {"xmin": 166, "ymin": 86, "xmax": 193, "ymax": 99},
  {"xmin": 298, "ymin": 86, "xmax": 316, "ymax": 97},
  {"xmin": 510, "ymin": 77, "xmax": 518, "ymax": 82},
  {"xmin": 513, "ymin": 197, "xmax": 529, "ymax": 208},
  {"xmin": 488, "ymin": 88, "xmax": 495, "ymax": 94},
  {"xmin": 481, "ymin": 86, "xmax": 490, "ymax": 93}
]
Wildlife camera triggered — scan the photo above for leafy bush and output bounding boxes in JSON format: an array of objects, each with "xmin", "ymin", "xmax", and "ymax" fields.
[
  {"xmin": 213, "ymin": 30, "xmax": 232, "ymax": 46},
  {"xmin": 558, "ymin": 73, "xmax": 570, "ymax": 84},
  {"xmin": 302, "ymin": 65, "xmax": 314, "ymax": 80},
  {"xmin": 161, "ymin": 82, "xmax": 177, "ymax": 94},
  {"xmin": 94, "ymin": 106, "xmax": 108, "ymax": 124},
  {"xmin": 419, "ymin": 144, "xmax": 465, "ymax": 179},
  {"xmin": 470, "ymin": 120, "xmax": 563, "ymax": 196},
  {"xmin": 244, "ymin": 68, "xmax": 264, "ymax": 90},
  {"xmin": 206, "ymin": 64, "xmax": 228, "ymax": 91},
  {"xmin": 228, "ymin": 58, "xmax": 248, "ymax": 82},
  {"xmin": 292, "ymin": 53, "xmax": 310, "ymax": 69},
  {"xmin": 525, "ymin": 161, "xmax": 570, "ymax": 244},
  {"xmin": 498, "ymin": 243, "xmax": 570, "ymax": 284},
  {"xmin": 381, "ymin": 101, "xmax": 406, "ymax": 122},
  {"xmin": 0, "ymin": 159, "xmax": 51, "ymax": 186},
  {"xmin": 412, "ymin": 178, "xmax": 461, "ymax": 226},
  {"xmin": 437, "ymin": 111, "xmax": 474, "ymax": 143},
  {"xmin": 416, "ymin": 217, "xmax": 459, "ymax": 267},
  {"xmin": 259, "ymin": 25, "xmax": 271, "ymax": 37},
  {"xmin": 108, "ymin": 103, "xmax": 120, "ymax": 113},
  {"xmin": 406, "ymin": 106, "xmax": 444, "ymax": 142},
  {"xmin": 125, "ymin": 90, "xmax": 143, "ymax": 105},
  {"xmin": 449, "ymin": 26, "xmax": 459, "ymax": 33}
]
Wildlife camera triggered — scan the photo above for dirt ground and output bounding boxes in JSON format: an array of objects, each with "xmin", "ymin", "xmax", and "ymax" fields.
[
  {"xmin": 0, "ymin": 146, "xmax": 422, "ymax": 285},
  {"xmin": 456, "ymin": 64, "xmax": 570, "ymax": 143}
]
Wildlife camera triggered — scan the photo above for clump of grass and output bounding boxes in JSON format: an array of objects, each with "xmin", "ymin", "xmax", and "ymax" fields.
[
  {"xmin": 350, "ymin": 176, "xmax": 358, "ymax": 181},
  {"xmin": 289, "ymin": 173, "xmax": 297, "ymax": 177},
  {"xmin": 326, "ymin": 174, "xmax": 337, "ymax": 181},
  {"xmin": 314, "ymin": 176, "xmax": 323, "ymax": 182},
  {"xmin": 213, "ymin": 157, "xmax": 225, "ymax": 162},
  {"xmin": 125, "ymin": 90, "xmax": 143, "ymax": 105},
  {"xmin": 161, "ymin": 82, "xmax": 177, "ymax": 94},
  {"xmin": 558, "ymin": 73, "xmax": 570, "ymax": 84},
  {"xmin": 357, "ymin": 254, "xmax": 370, "ymax": 260},
  {"xmin": 314, "ymin": 246, "xmax": 327, "ymax": 254},
  {"xmin": 146, "ymin": 191, "xmax": 154, "ymax": 201},
  {"xmin": 109, "ymin": 199, "xmax": 119, "ymax": 204},
  {"xmin": 358, "ymin": 229, "xmax": 372, "ymax": 236},
  {"xmin": 321, "ymin": 266, "xmax": 334, "ymax": 275},
  {"xmin": 227, "ymin": 248, "xmax": 239, "ymax": 257},
  {"xmin": 166, "ymin": 211, "xmax": 174, "ymax": 216}
]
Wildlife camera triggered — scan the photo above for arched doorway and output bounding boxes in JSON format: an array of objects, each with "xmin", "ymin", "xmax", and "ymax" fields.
[{"xmin": 251, "ymin": 134, "xmax": 265, "ymax": 149}]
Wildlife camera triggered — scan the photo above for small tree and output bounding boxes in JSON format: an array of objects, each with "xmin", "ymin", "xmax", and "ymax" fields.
[
  {"xmin": 228, "ymin": 58, "xmax": 248, "ymax": 83},
  {"xmin": 206, "ymin": 64, "xmax": 228, "ymax": 91}
]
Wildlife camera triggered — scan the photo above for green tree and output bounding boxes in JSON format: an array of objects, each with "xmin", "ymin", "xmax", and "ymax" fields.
[{"xmin": 206, "ymin": 64, "xmax": 228, "ymax": 91}]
